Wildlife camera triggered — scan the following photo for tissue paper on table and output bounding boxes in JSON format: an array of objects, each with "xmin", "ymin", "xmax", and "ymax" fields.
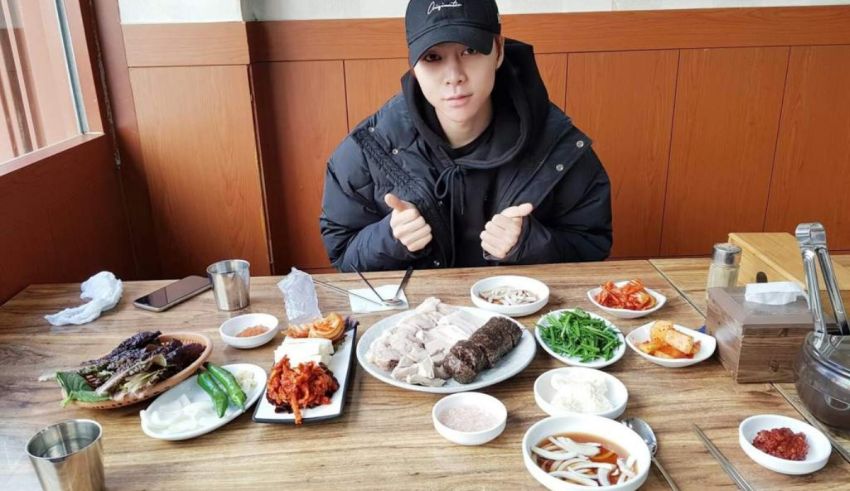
[
  {"xmin": 44, "ymin": 271, "xmax": 123, "ymax": 326},
  {"xmin": 349, "ymin": 285, "xmax": 408, "ymax": 314},
  {"xmin": 744, "ymin": 281, "xmax": 805, "ymax": 305},
  {"xmin": 277, "ymin": 267, "xmax": 322, "ymax": 324}
]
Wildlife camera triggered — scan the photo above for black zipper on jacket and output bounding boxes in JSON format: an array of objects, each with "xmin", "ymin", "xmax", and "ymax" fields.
[{"xmin": 352, "ymin": 127, "xmax": 451, "ymax": 267}]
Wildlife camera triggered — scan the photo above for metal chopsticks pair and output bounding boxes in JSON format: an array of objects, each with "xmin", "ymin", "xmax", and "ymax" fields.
[
  {"xmin": 313, "ymin": 267, "xmax": 413, "ymax": 308},
  {"xmin": 693, "ymin": 424, "xmax": 754, "ymax": 491}
]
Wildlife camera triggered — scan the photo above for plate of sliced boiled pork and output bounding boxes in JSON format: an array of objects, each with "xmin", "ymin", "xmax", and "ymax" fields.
[{"xmin": 357, "ymin": 297, "xmax": 536, "ymax": 394}]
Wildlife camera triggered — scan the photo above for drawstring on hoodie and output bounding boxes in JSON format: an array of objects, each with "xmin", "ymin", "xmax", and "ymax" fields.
[{"xmin": 434, "ymin": 148, "xmax": 466, "ymax": 267}]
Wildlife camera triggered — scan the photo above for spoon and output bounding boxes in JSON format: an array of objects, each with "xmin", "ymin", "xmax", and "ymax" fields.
[{"xmin": 621, "ymin": 417, "xmax": 680, "ymax": 491}]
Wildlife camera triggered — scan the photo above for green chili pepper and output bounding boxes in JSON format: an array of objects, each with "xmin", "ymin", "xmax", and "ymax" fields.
[
  {"xmin": 205, "ymin": 363, "xmax": 246, "ymax": 409},
  {"xmin": 197, "ymin": 371, "xmax": 228, "ymax": 417}
]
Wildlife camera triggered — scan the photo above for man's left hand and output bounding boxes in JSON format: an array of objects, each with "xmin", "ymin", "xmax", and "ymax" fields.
[{"xmin": 480, "ymin": 203, "xmax": 534, "ymax": 259}]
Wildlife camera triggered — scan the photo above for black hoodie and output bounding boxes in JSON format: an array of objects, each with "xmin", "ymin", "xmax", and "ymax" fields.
[
  {"xmin": 400, "ymin": 39, "xmax": 554, "ymax": 266},
  {"xmin": 320, "ymin": 39, "xmax": 613, "ymax": 271}
]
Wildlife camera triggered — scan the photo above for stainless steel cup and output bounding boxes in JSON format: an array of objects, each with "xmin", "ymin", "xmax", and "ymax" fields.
[
  {"xmin": 207, "ymin": 259, "xmax": 251, "ymax": 311},
  {"xmin": 26, "ymin": 419, "xmax": 104, "ymax": 491}
]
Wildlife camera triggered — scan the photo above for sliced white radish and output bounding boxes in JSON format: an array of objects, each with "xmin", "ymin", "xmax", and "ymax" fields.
[
  {"xmin": 549, "ymin": 470, "xmax": 599, "ymax": 487},
  {"xmin": 597, "ymin": 467, "xmax": 611, "ymax": 487},
  {"xmin": 183, "ymin": 400, "xmax": 214, "ymax": 417},
  {"xmin": 532, "ymin": 446, "xmax": 578, "ymax": 461},
  {"xmin": 168, "ymin": 414, "xmax": 198, "ymax": 433},
  {"xmin": 555, "ymin": 437, "xmax": 601, "ymax": 456}
]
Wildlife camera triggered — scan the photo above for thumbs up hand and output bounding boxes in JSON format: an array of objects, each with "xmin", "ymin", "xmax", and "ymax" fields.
[
  {"xmin": 384, "ymin": 193, "xmax": 433, "ymax": 253},
  {"xmin": 480, "ymin": 203, "xmax": 534, "ymax": 259}
]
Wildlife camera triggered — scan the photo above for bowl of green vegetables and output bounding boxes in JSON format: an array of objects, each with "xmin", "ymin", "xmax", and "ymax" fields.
[{"xmin": 534, "ymin": 308, "xmax": 626, "ymax": 369}]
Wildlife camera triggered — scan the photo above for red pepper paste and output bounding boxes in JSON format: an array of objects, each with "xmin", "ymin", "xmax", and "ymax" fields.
[
  {"xmin": 236, "ymin": 325, "xmax": 268, "ymax": 338},
  {"xmin": 752, "ymin": 427, "xmax": 809, "ymax": 461}
]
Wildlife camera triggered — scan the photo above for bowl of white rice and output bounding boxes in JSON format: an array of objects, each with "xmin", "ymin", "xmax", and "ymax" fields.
[{"xmin": 534, "ymin": 367, "xmax": 628, "ymax": 419}]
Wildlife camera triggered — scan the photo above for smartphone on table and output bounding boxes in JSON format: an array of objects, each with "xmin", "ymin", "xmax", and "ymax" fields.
[{"xmin": 133, "ymin": 275, "xmax": 212, "ymax": 312}]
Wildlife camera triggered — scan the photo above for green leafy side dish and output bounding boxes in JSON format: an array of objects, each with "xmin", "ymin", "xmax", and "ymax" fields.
[{"xmin": 537, "ymin": 308, "xmax": 622, "ymax": 362}]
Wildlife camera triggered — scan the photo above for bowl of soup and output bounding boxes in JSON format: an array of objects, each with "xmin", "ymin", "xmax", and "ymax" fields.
[{"xmin": 522, "ymin": 415, "xmax": 650, "ymax": 490}]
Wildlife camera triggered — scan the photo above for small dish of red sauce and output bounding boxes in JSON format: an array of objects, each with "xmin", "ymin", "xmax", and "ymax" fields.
[{"xmin": 752, "ymin": 427, "xmax": 809, "ymax": 461}]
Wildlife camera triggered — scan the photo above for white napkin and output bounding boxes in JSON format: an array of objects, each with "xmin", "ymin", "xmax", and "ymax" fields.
[
  {"xmin": 350, "ymin": 284, "xmax": 408, "ymax": 313},
  {"xmin": 45, "ymin": 271, "xmax": 123, "ymax": 326},
  {"xmin": 744, "ymin": 281, "xmax": 805, "ymax": 305}
]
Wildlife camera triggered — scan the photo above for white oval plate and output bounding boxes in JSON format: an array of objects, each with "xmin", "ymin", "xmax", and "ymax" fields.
[
  {"xmin": 534, "ymin": 309, "xmax": 626, "ymax": 369},
  {"xmin": 140, "ymin": 363, "xmax": 266, "ymax": 441},
  {"xmin": 586, "ymin": 281, "xmax": 667, "ymax": 319},
  {"xmin": 625, "ymin": 321, "xmax": 716, "ymax": 368},
  {"xmin": 357, "ymin": 307, "xmax": 536, "ymax": 394},
  {"xmin": 739, "ymin": 414, "xmax": 831, "ymax": 475}
]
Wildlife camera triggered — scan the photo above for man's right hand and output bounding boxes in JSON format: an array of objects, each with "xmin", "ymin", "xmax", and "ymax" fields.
[{"xmin": 385, "ymin": 194, "xmax": 432, "ymax": 253}]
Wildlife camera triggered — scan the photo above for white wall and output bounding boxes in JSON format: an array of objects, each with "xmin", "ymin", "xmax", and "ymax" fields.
[{"xmin": 119, "ymin": 0, "xmax": 850, "ymax": 24}]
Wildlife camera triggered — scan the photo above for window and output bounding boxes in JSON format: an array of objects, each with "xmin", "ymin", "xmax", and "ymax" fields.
[{"xmin": 0, "ymin": 0, "xmax": 85, "ymax": 164}]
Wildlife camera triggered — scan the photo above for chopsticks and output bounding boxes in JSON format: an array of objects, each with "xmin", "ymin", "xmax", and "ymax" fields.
[
  {"xmin": 692, "ymin": 424, "xmax": 754, "ymax": 491},
  {"xmin": 312, "ymin": 278, "xmax": 387, "ymax": 308},
  {"xmin": 313, "ymin": 267, "xmax": 413, "ymax": 308}
]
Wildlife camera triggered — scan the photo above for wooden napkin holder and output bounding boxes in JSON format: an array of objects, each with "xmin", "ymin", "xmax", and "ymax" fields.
[
  {"xmin": 728, "ymin": 232, "xmax": 850, "ymax": 293},
  {"xmin": 706, "ymin": 287, "xmax": 814, "ymax": 383}
]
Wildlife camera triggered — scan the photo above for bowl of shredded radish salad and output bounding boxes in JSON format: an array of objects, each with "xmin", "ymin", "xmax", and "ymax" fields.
[
  {"xmin": 470, "ymin": 275, "xmax": 549, "ymax": 318},
  {"xmin": 535, "ymin": 308, "xmax": 626, "ymax": 369}
]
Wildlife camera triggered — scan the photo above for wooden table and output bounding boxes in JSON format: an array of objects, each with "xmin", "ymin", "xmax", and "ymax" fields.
[
  {"xmin": 651, "ymin": 256, "xmax": 850, "ymax": 465},
  {"xmin": 2, "ymin": 261, "xmax": 850, "ymax": 490}
]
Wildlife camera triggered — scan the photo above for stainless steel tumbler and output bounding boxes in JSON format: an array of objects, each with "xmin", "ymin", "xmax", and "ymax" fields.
[
  {"xmin": 26, "ymin": 419, "xmax": 104, "ymax": 491},
  {"xmin": 207, "ymin": 259, "xmax": 251, "ymax": 311}
]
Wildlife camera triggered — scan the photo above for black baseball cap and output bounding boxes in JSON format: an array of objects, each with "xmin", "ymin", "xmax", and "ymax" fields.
[{"xmin": 405, "ymin": 0, "xmax": 501, "ymax": 65}]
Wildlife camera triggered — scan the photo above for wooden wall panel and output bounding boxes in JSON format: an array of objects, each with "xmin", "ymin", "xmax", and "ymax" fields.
[
  {"xmin": 252, "ymin": 61, "xmax": 348, "ymax": 271},
  {"xmin": 123, "ymin": 23, "xmax": 249, "ymax": 67},
  {"xmin": 566, "ymin": 50, "xmax": 678, "ymax": 258},
  {"xmin": 661, "ymin": 47, "xmax": 789, "ymax": 256},
  {"xmin": 0, "ymin": 136, "xmax": 135, "ymax": 303},
  {"xmin": 246, "ymin": 7, "xmax": 850, "ymax": 62},
  {"xmin": 344, "ymin": 58, "xmax": 408, "ymax": 130},
  {"xmin": 129, "ymin": 65, "xmax": 270, "ymax": 277},
  {"xmin": 535, "ymin": 53, "xmax": 567, "ymax": 112},
  {"xmin": 766, "ymin": 45, "xmax": 850, "ymax": 249}
]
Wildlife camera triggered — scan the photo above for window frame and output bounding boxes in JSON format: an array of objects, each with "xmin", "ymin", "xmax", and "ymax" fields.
[{"xmin": 0, "ymin": 0, "xmax": 109, "ymax": 176}]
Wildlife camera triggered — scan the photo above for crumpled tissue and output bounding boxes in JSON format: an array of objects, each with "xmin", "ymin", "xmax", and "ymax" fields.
[
  {"xmin": 277, "ymin": 267, "xmax": 322, "ymax": 324},
  {"xmin": 45, "ymin": 271, "xmax": 123, "ymax": 326},
  {"xmin": 744, "ymin": 281, "xmax": 805, "ymax": 305}
]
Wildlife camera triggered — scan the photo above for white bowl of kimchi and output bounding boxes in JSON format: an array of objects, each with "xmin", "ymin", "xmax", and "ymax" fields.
[{"xmin": 586, "ymin": 280, "xmax": 666, "ymax": 319}]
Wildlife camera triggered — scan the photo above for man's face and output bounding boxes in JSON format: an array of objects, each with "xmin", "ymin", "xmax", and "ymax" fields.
[{"xmin": 412, "ymin": 40, "xmax": 502, "ymax": 125}]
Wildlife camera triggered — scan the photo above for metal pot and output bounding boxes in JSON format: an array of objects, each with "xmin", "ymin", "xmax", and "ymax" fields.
[
  {"xmin": 796, "ymin": 332, "xmax": 850, "ymax": 428},
  {"xmin": 794, "ymin": 223, "xmax": 850, "ymax": 428}
]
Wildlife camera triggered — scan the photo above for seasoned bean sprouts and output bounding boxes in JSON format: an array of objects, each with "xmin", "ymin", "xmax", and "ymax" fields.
[{"xmin": 480, "ymin": 286, "xmax": 538, "ymax": 306}]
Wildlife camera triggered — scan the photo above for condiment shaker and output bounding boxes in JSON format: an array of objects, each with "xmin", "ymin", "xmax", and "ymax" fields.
[{"xmin": 706, "ymin": 243, "xmax": 742, "ymax": 298}]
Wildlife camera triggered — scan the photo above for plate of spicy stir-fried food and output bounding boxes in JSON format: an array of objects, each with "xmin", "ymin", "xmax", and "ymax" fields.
[
  {"xmin": 253, "ymin": 313, "xmax": 358, "ymax": 424},
  {"xmin": 587, "ymin": 280, "xmax": 666, "ymax": 319}
]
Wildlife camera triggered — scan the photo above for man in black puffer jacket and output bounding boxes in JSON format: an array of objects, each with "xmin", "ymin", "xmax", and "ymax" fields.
[{"xmin": 321, "ymin": 0, "xmax": 612, "ymax": 272}]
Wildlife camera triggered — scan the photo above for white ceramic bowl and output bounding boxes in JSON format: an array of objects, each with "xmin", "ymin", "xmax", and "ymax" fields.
[
  {"xmin": 432, "ymin": 392, "xmax": 507, "ymax": 446},
  {"xmin": 522, "ymin": 415, "xmax": 651, "ymax": 491},
  {"xmin": 219, "ymin": 313, "xmax": 280, "ymax": 349},
  {"xmin": 535, "ymin": 309, "xmax": 626, "ymax": 369},
  {"xmin": 470, "ymin": 275, "xmax": 549, "ymax": 318},
  {"xmin": 586, "ymin": 281, "xmax": 666, "ymax": 319},
  {"xmin": 739, "ymin": 414, "xmax": 831, "ymax": 475},
  {"xmin": 625, "ymin": 321, "xmax": 716, "ymax": 368},
  {"xmin": 534, "ymin": 367, "xmax": 628, "ymax": 419}
]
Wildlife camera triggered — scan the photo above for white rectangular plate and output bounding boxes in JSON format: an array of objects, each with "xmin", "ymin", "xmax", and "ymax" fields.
[{"xmin": 252, "ymin": 326, "xmax": 356, "ymax": 424}]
